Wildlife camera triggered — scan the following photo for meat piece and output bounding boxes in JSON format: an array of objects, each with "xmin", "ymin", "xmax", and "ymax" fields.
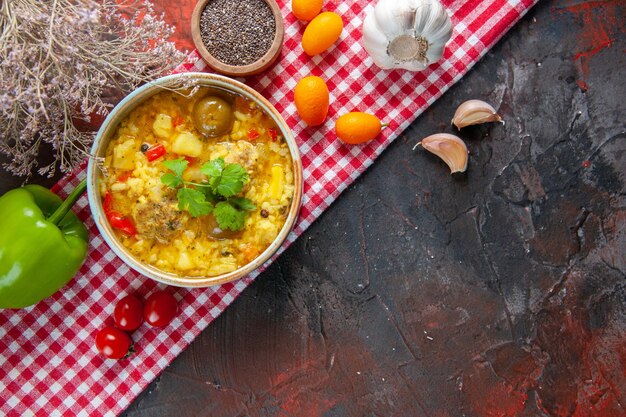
[
  {"xmin": 223, "ymin": 141, "xmax": 259, "ymax": 173},
  {"xmin": 132, "ymin": 197, "xmax": 185, "ymax": 243}
]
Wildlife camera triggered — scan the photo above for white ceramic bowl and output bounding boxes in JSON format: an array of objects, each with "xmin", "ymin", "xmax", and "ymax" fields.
[{"xmin": 87, "ymin": 73, "xmax": 302, "ymax": 287}]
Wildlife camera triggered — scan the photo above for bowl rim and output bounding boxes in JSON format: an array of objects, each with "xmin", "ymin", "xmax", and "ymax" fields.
[
  {"xmin": 87, "ymin": 72, "xmax": 303, "ymax": 287},
  {"xmin": 190, "ymin": 0, "xmax": 284, "ymax": 77}
]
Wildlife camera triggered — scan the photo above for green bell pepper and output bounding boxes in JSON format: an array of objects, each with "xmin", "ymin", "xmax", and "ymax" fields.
[{"xmin": 0, "ymin": 179, "xmax": 88, "ymax": 309}]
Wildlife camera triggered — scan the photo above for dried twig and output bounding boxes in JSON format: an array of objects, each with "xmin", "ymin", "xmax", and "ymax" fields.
[{"xmin": 0, "ymin": 0, "xmax": 187, "ymax": 177}]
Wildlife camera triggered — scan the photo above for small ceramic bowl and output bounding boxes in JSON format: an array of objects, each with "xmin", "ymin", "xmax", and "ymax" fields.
[
  {"xmin": 191, "ymin": 0, "xmax": 284, "ymax": 77},
  {"xmin": 87, "ymin": 73, "xmax": 302, "ymax": 287}
]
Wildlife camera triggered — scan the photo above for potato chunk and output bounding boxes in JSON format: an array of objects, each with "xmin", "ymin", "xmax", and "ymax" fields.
[
  {"xmin": 153, "ymin": 114, "xmax": 173, "ymax": 138},
  {"xmin": 171, "ymin": 132, "xmax": 203, "ymax": 157},
  {"xmin": 176, "ymin": 252, "xmax": 194, "ymax": 270},
  {"xmin": 112, "ymin": 138, "xmax": 137, "ymax": 170}
]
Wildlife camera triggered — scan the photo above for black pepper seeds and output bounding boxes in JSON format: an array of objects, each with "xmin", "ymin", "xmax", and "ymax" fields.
[{"xmin": 200, "ymin": 0, "xmax": 276, "ymax": 67}]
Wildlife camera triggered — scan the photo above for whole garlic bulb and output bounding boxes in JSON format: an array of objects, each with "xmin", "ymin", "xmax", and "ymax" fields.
[{"xmin": 362, "ymin": 0, "xmax": 453, "ymax": 71}]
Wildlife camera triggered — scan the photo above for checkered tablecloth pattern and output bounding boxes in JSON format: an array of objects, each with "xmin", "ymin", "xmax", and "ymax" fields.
[{"xmin": 0, "ymin": 0, "xmax": 537, "ymax": 415}]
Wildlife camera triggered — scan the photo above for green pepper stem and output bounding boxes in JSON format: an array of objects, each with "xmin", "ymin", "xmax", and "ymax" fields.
[{"xmin": 47, "ymin": 178, "xmax": 87, "ymax": 226}]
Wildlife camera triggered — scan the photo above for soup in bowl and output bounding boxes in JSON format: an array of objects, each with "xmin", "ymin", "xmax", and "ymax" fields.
[{"xmin": 87, "ymin": 73, "xmax": 302, "ymax": 287}]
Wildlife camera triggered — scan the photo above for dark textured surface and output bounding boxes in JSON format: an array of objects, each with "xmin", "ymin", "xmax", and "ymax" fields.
[
  {"xmin": 2, "ymin": 0, "xmax": 624, "ymax": 415},
  {"xmin": 118, "ymin": 1, "xmax": 626, "ymax": 415}
]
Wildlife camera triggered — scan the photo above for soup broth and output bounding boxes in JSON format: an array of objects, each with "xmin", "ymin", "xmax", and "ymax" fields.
[{"xmin": 101, "ymin": 88, "xmax": 295, "ymax": 277}]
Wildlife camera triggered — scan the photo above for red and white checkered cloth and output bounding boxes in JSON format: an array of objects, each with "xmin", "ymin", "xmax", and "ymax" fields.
[{"xmin": 0, "ymin": 0, "xmax": 537, "ymax": 415}]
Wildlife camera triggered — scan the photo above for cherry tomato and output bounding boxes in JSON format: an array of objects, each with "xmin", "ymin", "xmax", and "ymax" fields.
[
  {"xmin": 95, "ymin": 327, "xmax": 133, "ymax": 359},
  {"xmin": 144, "ymin": 290, "xmax": 178, "ymax": 327},
  {"xmin": 113, "ymin": 295, "xmax": 144, "ymax": 331}
]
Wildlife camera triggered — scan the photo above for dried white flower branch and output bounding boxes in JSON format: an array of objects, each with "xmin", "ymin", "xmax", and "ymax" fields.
[{"xmin": 0, "ymin": 0, "xmax": 187, "ymax": 177}]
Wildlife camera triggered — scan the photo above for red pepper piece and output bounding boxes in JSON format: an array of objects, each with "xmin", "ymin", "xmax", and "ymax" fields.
[
  {"xmin": 103, "ymin": 191, "xmax": 114, "ymax": 214},
  {"xmin": 107, "ymin": 213, "xmax": 137, "ymax": 236},
  {"xmin": 145, "ymin": 144, "xmax": 166, "ymax": 162},
  {"xmin": 247, "ymin": 129, "xmax": 260, "ymax": 140},
  {"xmin": 268, "ymin": 128, "xmax": 278, "ymax": 141},
  {"xmin": 184, "ymin": 156, "xmax": 196, "ymax": 165},
  {"xmin": 173, "ymin": 115, "xmax": 185, "ymax": 127},
  {"xmin": 116, "ymin": 171, "xmax": 132, "ymax": 182},
  {"xmin": 235, "ymin": 96, "xmax": 254, "ymax": 114},
  {"xmin": 103, "ymin": 192, "xmax": 137, "ymax": 236}
]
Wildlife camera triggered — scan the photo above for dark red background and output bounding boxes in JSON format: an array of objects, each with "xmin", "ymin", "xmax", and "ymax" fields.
[
  {"xmin": 152, "ymin": 0, "xmax": 197, "ymax": 53},
  {"xmin": 119, "ymin": 1, "xmax": 625, "ymax": 416}
]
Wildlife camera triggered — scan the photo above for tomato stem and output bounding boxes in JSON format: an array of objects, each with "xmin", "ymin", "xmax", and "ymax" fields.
[{"xmin": 123, "ymin": 341, "xmax": 136, "ymax": 359}]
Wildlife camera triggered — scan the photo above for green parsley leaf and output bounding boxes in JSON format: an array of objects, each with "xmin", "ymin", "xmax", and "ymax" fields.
[
  {"xmin": 228, "ymin": 197, "xmax": 256, "ymax": 211},
  {"xmin": 162, "ymin": 158, "xmax": 188, "ymax": 178},
  {"xmin": 200, "ymin": 158, "xmax": 224, "ymax": 178},
  {"xmin": 217, "ymin": 164, "xmax": 249, "ymax": 197},
  {"xmin": 214, "ymin": 201, "xmax": 247, "ymax": 231},
  {"xmin": 161, "ymin": 172, "xmax": 182, "ymax": 189},
  {"xmin": 161, "ymin": 157, "xmax": 251, "ymax": 225},
  {"xmin": 177, "ymin": 188, "xmax": 212, "ymax": 217},
  {"xmin": 200, "ymin": 158, "xmax": 224, "ymax": 191},
  {"xmin": 203, "ymin": 187, "xmax": 220, "ymax": 205}
]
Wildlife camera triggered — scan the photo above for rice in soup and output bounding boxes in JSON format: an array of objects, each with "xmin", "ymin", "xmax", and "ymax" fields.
[{"xmin": 100, "ymin": 88, "xmax": 295, "ymax": 277}]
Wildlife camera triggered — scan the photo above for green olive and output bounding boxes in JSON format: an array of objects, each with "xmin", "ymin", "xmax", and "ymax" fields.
[{"xmin": 193, "ymin": 96, "xmax": 234, "ymax": 137}]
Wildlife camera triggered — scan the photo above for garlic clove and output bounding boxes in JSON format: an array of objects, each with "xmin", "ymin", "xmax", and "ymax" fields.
[
  {"xmin": 362, "ymin": 12, "xmax": 396, "ymax": 69},
  {"xmin": 413, "ymin": 133, "xmax": 469, "ymax": 173},
  {"xmin": 452, "ymin": 100, "xmax": 502, "ymax": 129}
]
